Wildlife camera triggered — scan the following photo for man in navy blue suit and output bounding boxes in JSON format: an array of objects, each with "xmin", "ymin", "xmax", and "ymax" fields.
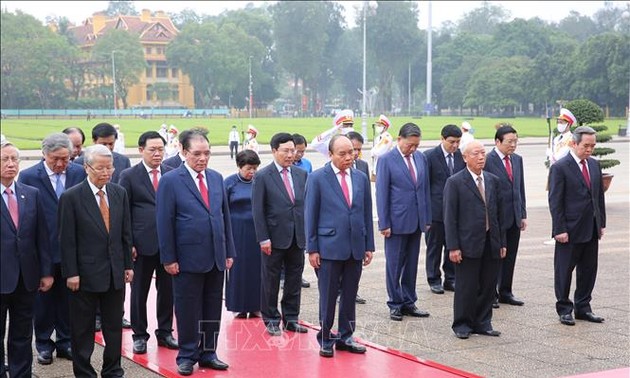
[
  {"xmin": 305, "ymin": 135, "xmax": 374, "ymax": 358},
  {"xmin": 423, "ymin": 124, "xmax": 465, "ymax": 294},
  {"xmin": 119, "ymin": 131, "xmax": 177, "ymax": 355},
  {"xmin": 376, "ymin": 123, "xmax": 432, "ymax": 321},
  {"xmin": 18, "ymin": 133, "xmax": 86, "ymax": 365},
  {"xmin": 444, "ymin": 141, "xmax": 506, "ymax": 339},
  {"xmin": 156, "ymin": 128, "xmax": 235, "ymax": 375},
  {"xmin": 1, "ymin": 142, "xmax": 53, "ymax": 377},
  {"xmin": 74, "ymin": 123, "xmax": 130, "ymax": 184},
  {"xmin": 485, "ymin": 125, "xmax": 527, "ymax": 307},
  {"xmin": 549, "ymin": 126, "xmax": 606, "ymax": 326}
]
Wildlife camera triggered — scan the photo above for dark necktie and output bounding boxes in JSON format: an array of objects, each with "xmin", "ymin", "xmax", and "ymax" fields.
[
  {"xmin": 97, "ymin": 190, "xmax": 109, "ymax": 233},
  {"xmin": 282, "ymin": 168, "xmax": 295, "ymax": 203},
  {"xmin": 197, "ymin": 173, "xmax": 209, "ymax": 208},
  {"xmin": 446, "ymin": 153, "xmax": 454, "ymax": 176},
  {"xmin": 55, "ymin": 173, "xmax": 65, "ymax": 198},
  {"xmin": 339, "ymin": 170, "xmax": 351, "ymax": 207},
  {"xmin": 5, "ymin": 187, "xmax": 19, "ymax": 228},
  {"xmin": 504, "ymin": 156, "xmax": 513, "ymax": 182},
  {"xmin": 581, "ymin": 160, "xmax": 591, "ymax": 188},
  {"xmin": 151, "ymin": 169, "xmax": 159, "ymax": 192},
  {"xmin": 405, "ymin": 155, "xmax": 417, "ymax": 185}
]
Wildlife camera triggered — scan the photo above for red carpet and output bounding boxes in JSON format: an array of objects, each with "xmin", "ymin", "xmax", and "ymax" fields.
[
  {"xmin": 566, "ymin": 368, "xmax": 630, "ymax": 378},
  {"xmin": 94, "ymin": 286, "xmax": 480, "ymax": 377}
]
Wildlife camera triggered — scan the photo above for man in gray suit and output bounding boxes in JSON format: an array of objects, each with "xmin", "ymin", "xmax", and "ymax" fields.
[{"xmin": 252, "ymin": 133, "xmax": 308, "ymax": 336}]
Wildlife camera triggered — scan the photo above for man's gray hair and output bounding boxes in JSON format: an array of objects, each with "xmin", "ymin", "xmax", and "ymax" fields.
[
  {"xmin": 84, "ymin": 144, "xmax": 112, "ymax": 166},
  {"xmin": 42, "ymin": 133, "xmax": 72, "ymax": 155},
  {"xmin": 1, "ymin": 142, "xmax": 20, "ymax": 158},
  {"xmin": 572, "ymin": 126, "xmax": 597, "ymax": 144}
]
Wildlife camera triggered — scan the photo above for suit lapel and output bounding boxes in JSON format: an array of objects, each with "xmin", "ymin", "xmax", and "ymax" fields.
[
  {"xmin": 37, "ymin": 161, "xmax": 58, "ymax": 200},
  {"xmin": 80, "ymin": 181, "xmax": 109, "ymax": 237},
  {"xmin": 138, "ymin": 164, "xmax": 156, "ymax": 198},
  {"xmin": 324, "ymin": 166, "xmax": 349, "ymax": 208},
  {"xmin": 463, "ymin": 172, "xmax": 485, "ymax": 202},
  {"xmin": 435, "ymin": 147, "xmax": 450, "ymax": 176},
  {"xmin": 395, "ymin": 153, "xmax": 416, "ymax": 187},
  {"xmin": 1, "ymin": 187, "xmax": 17, "ymax": 232},
  {"xmin": 270, "ymin": 166, "xmax": 292, "ymax": 204},
  {"xmin": 179, "ymin": 166, "xmax": 209, "ymax": 211}
]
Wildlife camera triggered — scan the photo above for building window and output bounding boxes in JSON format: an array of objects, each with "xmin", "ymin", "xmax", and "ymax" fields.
[
  {"xmin": 146, "ymin": 84, "xmax": 153, "ymax": 101},
  {"xmin": 171, "ymin": 68, "xmax": 178, "ymax": 79},
  {"xmin": 146, "ymin": 66, "xmax": 153, "ymax": 79},
  {"xmin": 171, "ymin": 87, "xmax": 179, "ymax": 101},
  {"xmin": 145, "ymin": 46, "xmax": 153, "ymax": 55},
  {"xmin": 156, "ymin": 47, "xmax": 165, "ymax": 55},
  {"xmin": 156, "ymin": 62, "xmax": 168, "ymax": 78}
]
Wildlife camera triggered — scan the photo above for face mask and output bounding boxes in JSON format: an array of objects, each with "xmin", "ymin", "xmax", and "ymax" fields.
[
  {"xmin": 376, "ymin": 126, "xmax": 385, "ymax": 134},
  {"xmin": 557, "ymin": 123, "xmax": 568, "ymax": 133},
  {"xmin": 247, "ymin": 134, "xmax": 253, "ymax": 140}
]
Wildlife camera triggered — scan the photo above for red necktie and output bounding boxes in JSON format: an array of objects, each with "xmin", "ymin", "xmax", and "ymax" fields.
[
  {"xmin": 197, "ymin": 173, "xmax": 209, "ymax": 208},
  {"xmin": 5, "ymin": 187, "xmax": 18, "ymax": 229},
  {"xmin": 282, "ymin": 168, "xmax": 295, "ymax": 203},
  {"xmin": 504, "ymin": 156, "xmax": 513, "ymax": 182},
  {"xmin": 97, "ymin": 190, "xmax": 109, "ymax": 233},
  {"xmin": 340, "ymin": 170, "xmax": 351, "ymax": 207},
  {"xmin": 151, "ymin": 169, "xmax": 159, "ymax": 192},
  {"xmin": 405, "ymin": 155, "xmax": 417, "ymax": 185},
  {"xmin": 581, "ymin": 160, "xmax": 591, "ymax": 188}
]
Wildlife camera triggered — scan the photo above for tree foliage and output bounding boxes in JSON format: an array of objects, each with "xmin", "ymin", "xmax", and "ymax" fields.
[{"xmin": 565, "ymin": 99, "xmax": 604, "ymax": 126}]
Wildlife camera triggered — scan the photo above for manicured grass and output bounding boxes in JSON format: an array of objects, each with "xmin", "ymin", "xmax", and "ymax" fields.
[{"xmin": 1, "ymin": 115, "xmax": 624, "ymax": 149}]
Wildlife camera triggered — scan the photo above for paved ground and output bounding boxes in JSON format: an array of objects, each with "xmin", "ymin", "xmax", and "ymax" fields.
[{"xmin": 12, "ymin": 135, "xmax": 629, "ymax": 377}]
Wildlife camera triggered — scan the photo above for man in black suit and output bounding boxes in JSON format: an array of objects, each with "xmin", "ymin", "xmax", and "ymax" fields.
[
  {"xmin": 62, "ymin": 127, "xmax": 86, "ymax": 162},
  {"xmin": 18, "ymin": 133, "xmax": 86, "ymax": 365},
  {"xmin": 162, "ymin": 130, "xmax": 185, "ymax": 169},
  {"xmin": 485, "ymin": 125, "xmax": 527, "ymax": 307},
  {"xmin": 423, "ymin": 124, "xmax": 465, "ymax": 294},
  {"xmin": 118, "ymin": 131, "xmax": 177, "ymax": 355},
  {"xmin": 1, "ymin": 142, "xmax": 53, "ymax": 378},
  {"xmin": 549, "ymin": 126, "xmax": 606, "ymax": 326},
  {"xmin": 444, "ymin": 141, "xmax": 506, "ymax": 339},
  {"xmin": 252, "ymin": 133, "xmax": 309, "ymax": 336},
  {"xmin": 59, "ymin": 144, "xmax": 134, "ymax": 377}
]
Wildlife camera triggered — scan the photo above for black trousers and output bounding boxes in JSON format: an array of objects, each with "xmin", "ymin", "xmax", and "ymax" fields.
[
  {"xmin": 69, "ymin": 284, "xmax": 124, "ymax": 378},
  {"xmin": 229, "ymin": 141, "xmax": 239, "ymax": 158},
  {"xmin": 554, "ymin": 226, "xmax": 599, "ymax": 316},
  {"xmin": 497, "ymin": 223, "xmax": 521, "ymax": 298},
  {"xmin": 261, "ymin": 239, "xmax": 304, "ymax": 326},
  {"xmin": 131, "ymin": 253, "xmax": 174, "ymax": 341},
  {"xmin": 452, "ymin": 233, "xmax": 500, "ymax": 334},
  {"xmin": 1, "ymin": 276, "xmax": 36, "ymax": 378},
  {"xmin": 425, "ymin": 221, "xmax": 455, "ymax": 286},
  {"xmin": 34, "ymin": 263, "xmax": 71, "ymax": 353}
]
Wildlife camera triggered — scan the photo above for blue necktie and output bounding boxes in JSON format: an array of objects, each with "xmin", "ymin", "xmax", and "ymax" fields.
[{"xmin": 55, "ymin": 173, "xmax": 64, "ymax": 198}]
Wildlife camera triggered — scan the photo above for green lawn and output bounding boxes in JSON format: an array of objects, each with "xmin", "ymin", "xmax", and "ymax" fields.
[{"xmin": 0, "ymin": 115, "xmax": 624, "ymax": 150}]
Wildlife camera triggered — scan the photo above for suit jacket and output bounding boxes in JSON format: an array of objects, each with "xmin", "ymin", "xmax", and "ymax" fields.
[
  {"xmin": 18, "ymin": 160, "xmax": 86, "ymax": 263},
  {"xmin": 162, "ymin": 154, "xmax": 183, "ymax": 169},
  {"xmin": 548, "ymin": 154, "xmax": 605, "ymax": 244},
  {"xmin": 443, "ymin": 170, "xmax": 506, "ymax": 259},
  {"xmin": 375, "ymin": 148, "xmax": 432, "ymax": 234},
  {"xmin": 305, "ymin": 163, "xmax": 375, "ymax": 260},
  {"xmin": 58, "ymin": 180, "xmax": 133, "ymax": 292},
  {"xmin": 74, "ymin": 151, "xmax": 130, "ymax": 183},
  {"xmin": 118, "ymin": 162, "xmax": 173, "ymax": 256},
  {"xmin": 156, "ymin": 165, "xmax": 236, "ymax": 273},
  {"xmin": 424, "ymin": 146, "xmax": 465, "ymax": 222},
  {"xmin": 252, "ymin": 163, "xmax": 307, "ymax": 249},
  {"xmin": 1, "ymin": 182, "xmax": 52, "ymax": 294},
  {"xmin": 485, "ymin": 150, "xmax": 527, "ymax": 229},
  {"xmin": 355, "ymin": 159, "xmax": 370, "ymax": 179}
]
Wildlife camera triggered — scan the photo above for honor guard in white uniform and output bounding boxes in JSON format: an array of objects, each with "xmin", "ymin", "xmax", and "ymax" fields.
[
  {"xmin": 370, "ymin": 114, "xmax": 394, "ymax": 178},
  {"xmin": 244, "ymin": 125, "xmax": 259, "ymax": 154},
  {"xmin": 311, "ymin": 109, "xmax": 354, "ymax": 157}
]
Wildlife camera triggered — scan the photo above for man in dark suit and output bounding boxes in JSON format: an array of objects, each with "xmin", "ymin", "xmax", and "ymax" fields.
[
  {"xmin": 376, "ymin": 123, "xmax": 432, "ymax": 321},
  {"xmin": 485, "ymin": 125, "xmax": 527, "ymax": 307},
  {"xmin": 18, "ymin": 133, "xmax": 86, "ymax": 365},
  {"xmin": 549, "ymin": 126, "xmax": 606, "ymax": 326},
  {"xmin": 58, "ymin": 144, "xmax": 133, "ymax": 377},
  {"xmin": 119, "ymin": 131, "xmax": 177, "ymax": 355},
  {"xmin": 305, "ymin": 135, "xmax": 374, "ymax": 358},
  {"xmin": 252, "ymin": 133, "xmax": 309, "ymax": 336},
  {"xmin": 1, "ymin": 142, "xmax": 53, "ymax": 378},
  {"xmin": 444, "ymin": 140, "xmax": 506, "ymax": 339},
  {"xmin": 74, "ymin": 123, "xmax": 131, "ymax": 184},
  {"xmin": 346, "ymin": 131, "xmax": 370, "ymax": 177},
  {"xmin": 162, "ymin": 130, "xmax": 185, "ymax": 169},
  {"xmin": 423, "ymin": 124, "xmax": 465, "ymax": 294},
  {"xmin": 62, "ymin": 127, "xmax": 86, "ymax": 162},
  {"xmin": 156, "ymin": 129, "xmax": 235, "ymax": 375}
]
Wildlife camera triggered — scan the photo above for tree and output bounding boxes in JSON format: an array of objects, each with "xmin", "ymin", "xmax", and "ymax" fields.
[
  {"xmin": 105, "ymin": 1, "xmax": 138, "ymax": 16},
  {"xmin": 457, "ymin": 2, "xmax": 510, "ymax": 35},
  {"xmin": 92, "ymin": 29, "xmax": 146, "ymax": 109}
]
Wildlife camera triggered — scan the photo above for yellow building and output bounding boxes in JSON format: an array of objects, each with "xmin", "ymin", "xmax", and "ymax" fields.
[{"xmin": 68, "ymin": 9, "xmax": 194, "ymax": 109}]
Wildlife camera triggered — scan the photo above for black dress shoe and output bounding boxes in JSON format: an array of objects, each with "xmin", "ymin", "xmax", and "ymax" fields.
[
  {"xmin": 122, "ymin": 318, "xmax": 132, "ymax": 329},
  {"xmin": 499, "ymin": 296, "xmax": 524, "ymax": 306},
  {"xmin": 284, "ymin": 322, "xmax": 308, "ymax": 333},
  {"xmin": 401, "ymin": 306, "xmax": 430, "ymax": 318},
  {"xmin": 301, "ymin": 278, "xmax": 310, "ymax": 288},
  {"xmin": 576, "ymin": 312, "xmax": 604, "ymax": 323},
  {"xmin": 177, "ymin": 361, "xmax": 194, "ymax": 376},
  {"xmin": 430, "ymin": 284, "xmax": 444, "ymax": 294},
  {"xmin": 492, "ymin": 298, "xmax": 500, "ymax": 309},
  {"xmin": 37, "ymin": 350, "xmax": 53, "ymax": 365},
  {"xmin": 319, "ymin": 347, "xmax": 334, "ymax": 358},
  {"xmin": 95, "ymin": 317, "xmax": 102, "ymax": 332},
  {"xmin": 199, "ymin": 358, "xmax": 229, "ymax": 370},
  {"xmin": 249, "ymin": 311, "xmax": 262, "ymax": 318},
  {"xmin": 473, "ymin": 329, "xmax": 501, "ymax": 337},
  {"xmin": 443, "ymin": 282, "xmax": 455, "ymax": 292},
  {"xmin": 390, "ymin": 308, "xmax": 403, "ymax": 321},
  {"xmin": 454, "ymin": 331, "xmax": 470, "ymax": 339},
  {"xmin": 234, "ymin": 312, "xmax": 248, "ymax": 319},
  {"xmin": 266, "ymin": 323, "xmax": 282, "ymax": 336},
  {"xmin": 559, "ymin": 314, "xmax": 576, "ymax": 326},
  {"xmin": 56, "ymin": 347, "xmax": 72, "ymax": 360},
  {"xmin": 157, "ymin": 335, "xmax": 179, "ymax": 349},
  {"xmin": 355, "ymin": 294, "xmax": 367, "ymax": 304},
  {"xmin": 335, "ymin": 341, "xmax": 366, "ymax": 354},
  {"xmin": 133, "ymin": 339, "xmax": 147, "ymax": 354}
]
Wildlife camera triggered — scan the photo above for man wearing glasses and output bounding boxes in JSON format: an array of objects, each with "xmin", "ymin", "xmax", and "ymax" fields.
[
  {"xmin": 485, "ymin": 125, "xmax": 527, "ymax": 308},
  {"xmin": 59, "ymin": 144, "xmax": 134, "ymax": 377}
]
